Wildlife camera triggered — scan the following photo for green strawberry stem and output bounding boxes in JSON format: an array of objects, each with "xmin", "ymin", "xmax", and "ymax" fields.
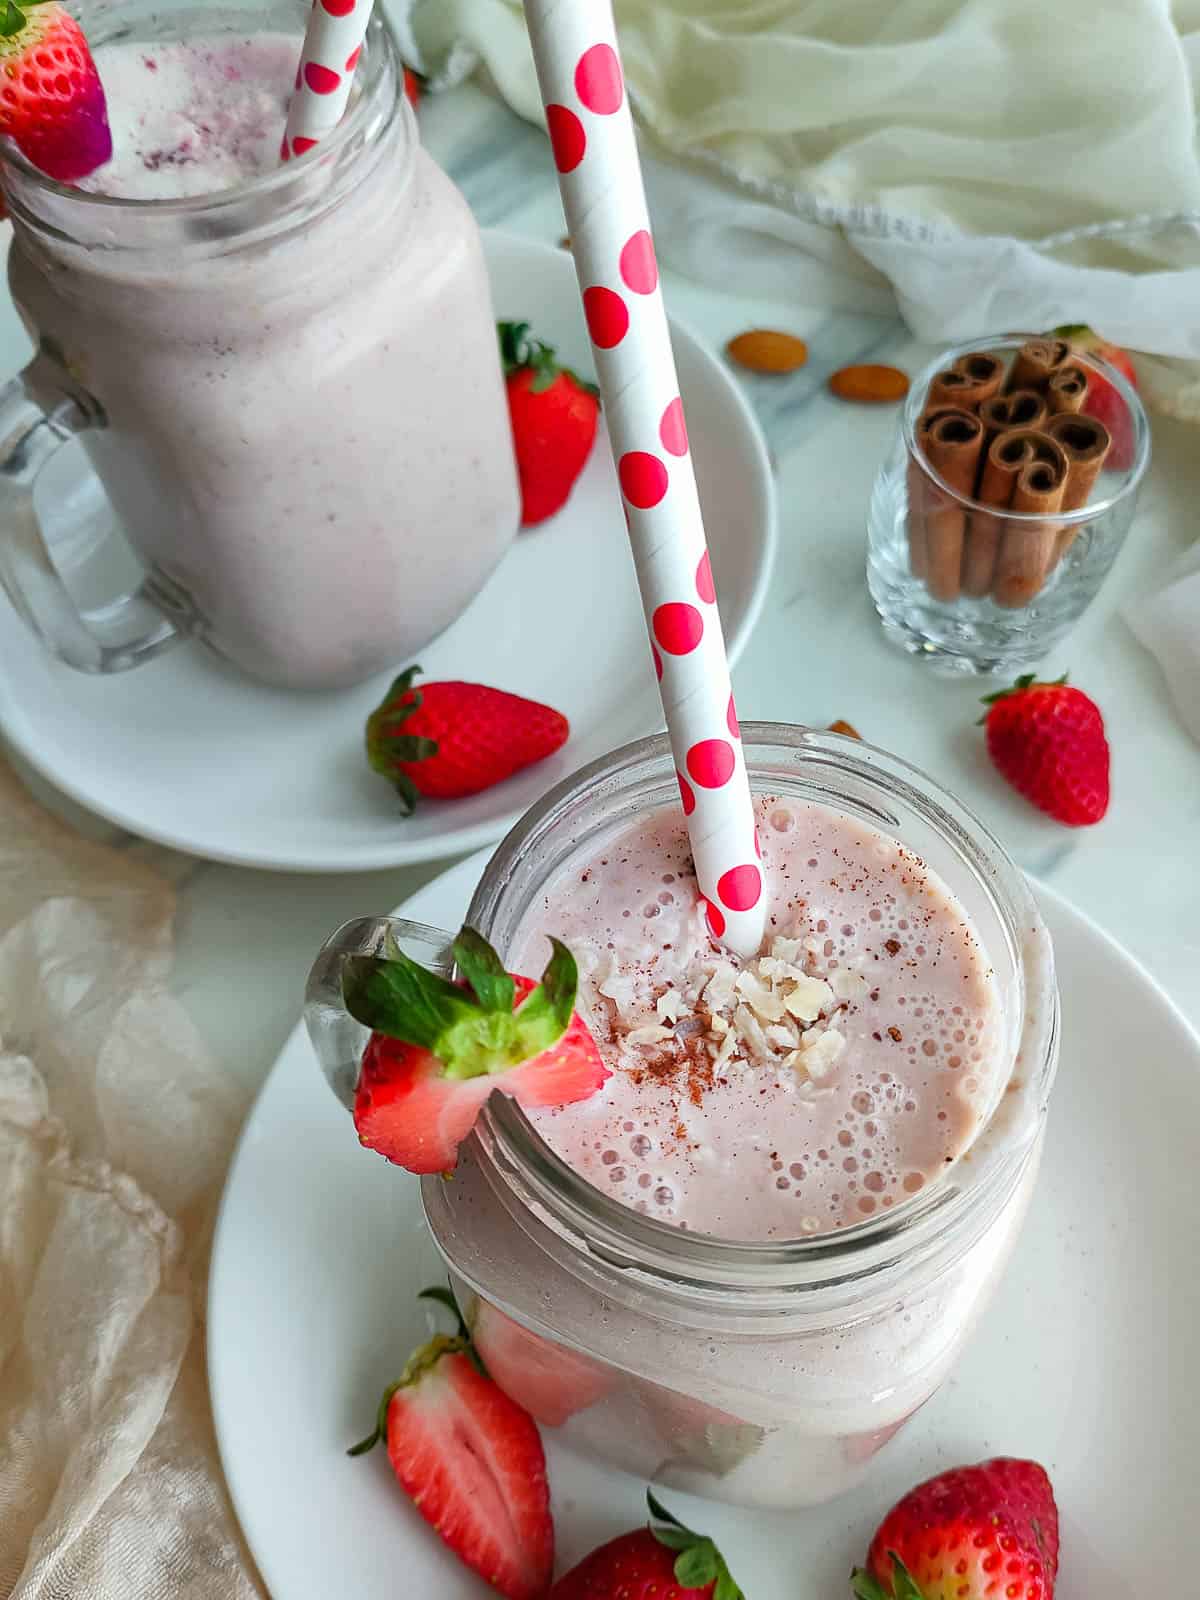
[
  {"xmin": 342, "ymin": 924, "xmax": 577, "ymax": 1080},
  {"xmin": 850, "ymin": 1556, "xmax": 926, "ymax": 1600},
  {"xmin": 497, "ymin": 320, "xmax": 599, "ymax": 397},
  {"xmin": 418, "ymin": 1284, "xmax": 470, "ymax": 1341},
  {"xmin": 646, "ymin": 1489, "xmax": 744, "ymax": 1600},
  {"xmin": 347, "ymin": 1333, "xmax": 467, "ymax": 1456},
  {"xmin": 365, "ymin": 665, "xmax": 437, "ymax": 817},
  {"xmin": 977, "ymin": 671, "xmax": 1068, "ymax": 723}
]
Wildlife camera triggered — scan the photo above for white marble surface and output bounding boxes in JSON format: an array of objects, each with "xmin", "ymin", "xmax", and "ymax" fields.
[{"xmin": 2, "ymin": 81, "xmax": 1198, "ymax": 1106}]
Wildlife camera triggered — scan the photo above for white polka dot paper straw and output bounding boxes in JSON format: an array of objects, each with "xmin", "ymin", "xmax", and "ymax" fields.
[
  {"xmin": 523, "ymin": 0, "xmax": 765, "ymax": 958},
  {"xmin": 281, "ymin": 0, "xmax": 375, "ymax": 161}
]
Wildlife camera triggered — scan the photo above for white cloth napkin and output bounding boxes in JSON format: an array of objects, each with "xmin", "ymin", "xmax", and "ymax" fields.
[
  {"xmin": 1124, "ymin": 545, "xmax": 1200, "ymax": 746},
  {"xmin": 388, "ymin": 0, "xmax": 1200, "ymax": 364},
  {"xmin": 0, "ymin": 762, "xmax": 263, "ymax": 1599}
]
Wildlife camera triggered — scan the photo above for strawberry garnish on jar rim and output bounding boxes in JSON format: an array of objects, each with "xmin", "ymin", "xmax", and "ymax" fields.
[
  {"xmin": 0, "ymin": 2, "xmax": 112, "ymax": 183},
  {"xmin": 346, "ymin": 924, "xmax": 608, "ymax": 1174}
]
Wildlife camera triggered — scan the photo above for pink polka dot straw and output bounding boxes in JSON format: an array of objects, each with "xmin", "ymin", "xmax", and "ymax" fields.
[
  {"xmin": 523, "ymin": 0, "xmax": 766, "ymax": 958},
  {"xmin": 282, "ymin": 0, "xmax": 376, "ymax": 161}
]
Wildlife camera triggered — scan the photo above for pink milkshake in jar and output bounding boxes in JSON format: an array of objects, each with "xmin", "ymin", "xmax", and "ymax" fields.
[
  {"xmin": 420, "ymin": 726, "xmax": 1058, "ymax": 1509},
  {"xmin": 0, "ymin": 0, "xmax": 518, "ymax": 688}
]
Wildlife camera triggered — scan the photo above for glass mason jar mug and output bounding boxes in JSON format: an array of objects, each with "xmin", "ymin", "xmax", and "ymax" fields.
[
  {"xmin": 307, "ymin": 727, "xmax": 1059, "ymax": 1509},
  {"xmin": 0, "ymin": 0, "xmax": 519, "ymax": 689}
]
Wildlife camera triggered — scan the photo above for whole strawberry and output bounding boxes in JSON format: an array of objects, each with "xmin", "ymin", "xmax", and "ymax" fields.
[
  {"xmin": 1055, "ymin": 324, "xmax": 1139, "ymax": 470},
  {"xmin": 851, "ymin": 1456, "xmax": 1059, "ymax": 1600},
  {"xmin": 346, "ymin": 922, "xmax": 607, "ymax": 1173},
  {"xmin": 981, "ymin": 673, "xmax": 1109, "ymax": 826},
  {"xmin": 366, "ymin": 665, "xmax": 569, "ymax": 813},
  {"xmin": 0, "ymin": 2, "xmax": 112, "ymax": 181},
  {"xmin": 350, "ymin": 1292, "xmax": 553, "ymax": 1600},
  {"xmin": 499, "ymin": 320, "xmax": 600, "ymax": 525},
  {"xmin": 552, "ymin": 1491, "xmax": 743, "ymax": 1600}
]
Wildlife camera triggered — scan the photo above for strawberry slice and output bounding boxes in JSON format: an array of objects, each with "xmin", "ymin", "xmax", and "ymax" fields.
[
  {"xmin": 470, "ymin": 1298, "xmax": 612, "ymax": 1427},
  {"xmin": 351, "ymin": 1318, "xmax": 554, "ymax": 1600},
  {"xmin": 346, "ymin": 924, "xmax": 608, "ymax": 1174},
  {"xmin": 0, "ymin": 2, "xmax": 112, "ymax": 182}
]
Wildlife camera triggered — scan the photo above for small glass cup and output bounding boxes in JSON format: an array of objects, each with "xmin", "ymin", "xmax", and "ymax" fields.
[
  {"xmin": 306, "ymin": 726, "xmax": 1059, "ymax": 1509},
  {"xmin": 867, "ymin": 335, "xmax": 1150, "ymax": 675}
]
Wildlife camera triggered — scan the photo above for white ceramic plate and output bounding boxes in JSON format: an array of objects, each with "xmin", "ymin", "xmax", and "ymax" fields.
[
  {"xmin": 209, "ymin": 853, "xmax": 1199, "ymax": 1599},
  {"xmin": 0, "ymin": 230, "xmax": 774, "ymax": 871}
]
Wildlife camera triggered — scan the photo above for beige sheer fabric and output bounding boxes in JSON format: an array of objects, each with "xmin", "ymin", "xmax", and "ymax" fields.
[{"xmin": 0, "ymin": 760, "xmax": 263, "ymax": 1598}]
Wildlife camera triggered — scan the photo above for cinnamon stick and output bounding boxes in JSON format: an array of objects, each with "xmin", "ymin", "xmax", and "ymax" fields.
[
  {"xmin": 927, "ymin": 369, "xmax": 979, "ymax": 411},
  {"xmin": 911, "ymin": 406, "xmax": 986, "ymax": 602},
  {"xmin": 1007, "ymin": 337, "xmax": 1071, "ymax": 393},
  {"xmin": 927, "ymin": 352, "xmax": 1005, "ymax": 413},
  {"xmin": 1043, "ymin": 414, "xmax": 1112, "ymax": 512},
  {"xmin": 1047, "ymin": 365, "xmax": 1089, "ymax": 415},
  {"xmin": 984, "ymin": 430, "xmax": 1070, "ymax": 608},
  {"xmin": 952, "ymin": 351, "xmax": 1005, "ymax": 408},
  {"xmin": 1043, "ymin": 413, "xmax": 1112, "ymax": 568},
  {"xmin": 978, "ymin": 389, "xmax": 1047, "ymax": 450}
]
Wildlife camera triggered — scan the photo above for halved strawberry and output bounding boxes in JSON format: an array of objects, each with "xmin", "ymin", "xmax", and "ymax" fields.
[
  {"xmin": 347, "ymin": 924, "xmax": 608, "ymax": 1173},
  {"xmin": 351, "ymin": 1325, "xmax": 553, "ymax": 1600}
]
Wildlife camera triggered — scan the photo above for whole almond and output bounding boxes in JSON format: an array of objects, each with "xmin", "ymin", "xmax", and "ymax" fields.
[
  {"xmin": 727, "ymin": 329, "xmax": 809, "ymax": 375},
  {"xmin": 828, "ymin": 364, "xmax": 909, "ymax": 403}
]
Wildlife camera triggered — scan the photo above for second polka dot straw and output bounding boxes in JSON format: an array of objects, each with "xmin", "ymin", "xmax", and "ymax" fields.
[
  {"xmin": 523, "ymin": 0, "xmax": 766, "ymax": 958},
  {"xmin": 282, "ymin": 0, "xmax": 376, "ymax": 161}
]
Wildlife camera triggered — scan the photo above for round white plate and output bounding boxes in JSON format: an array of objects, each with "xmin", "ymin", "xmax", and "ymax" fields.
[
  {"xmin": 0, "ymin": 230, "xmax": 773, "ymax": 871},
  {"xmin": 210, "ymin": 854, "xmax": 1199, "ymax": 1599}
]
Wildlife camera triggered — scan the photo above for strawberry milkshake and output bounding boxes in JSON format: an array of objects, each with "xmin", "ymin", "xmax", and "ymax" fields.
[
  {"xmin": 3, "ymin": 3, "xmax": 519, "ymax": 688},
  {"xmin": 420, "ymin": 728, "xmax": 1058, "ymax": 1507}
]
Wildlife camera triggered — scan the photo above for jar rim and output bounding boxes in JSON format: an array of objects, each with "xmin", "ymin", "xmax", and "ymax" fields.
[
  {"xmin": 462, "ymin": 724, "xmax": 1059, "ymax": 1293},
  {"xmin": 0, "ymin": 3, "xmax": 407, "ymax": 226}
]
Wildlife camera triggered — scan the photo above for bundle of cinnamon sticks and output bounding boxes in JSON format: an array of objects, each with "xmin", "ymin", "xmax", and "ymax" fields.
[{"xmin": 908, "ymin": 339, "xmax": 1112, "ymax": 609}]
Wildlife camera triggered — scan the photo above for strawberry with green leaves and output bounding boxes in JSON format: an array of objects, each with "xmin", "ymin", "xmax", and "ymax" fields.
[
  {"xmin": 1055, "ymin": 324, "xmax": 1139, "ymax": 470},
  {"xmin": 851, "ymin": 1456, "xmax": 1059, "ymax": 1600},
  {"xmin": 366, "ymin": 666, "xmax": 570, "ymax": 814},
  {"xmin": 500, "ymin": 319, "xmax": 600, "ymax": 526},
  {"xmin": 351, "ymin": 1288, "xmax": 554, "ymax": 1600},
  {"xmin": 552, "ymin": 1491, "xmax": 744, "ymax": 1600},
  {"xmin": 0, "ymin": 1, "xmax": 111, "ymax": 181},
  {"xmin": 346, "ymin": 923, "xmax": 607, "ymax": 1174},
  {"xmin": 980, "ymin": 673, "xmax": 1109, "ymax": 826}
]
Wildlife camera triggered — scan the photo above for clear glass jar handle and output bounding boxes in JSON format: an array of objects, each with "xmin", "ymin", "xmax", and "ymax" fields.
[{"xmin": 0, "ymin": 350, "xmax": 188, "ymax": 672}]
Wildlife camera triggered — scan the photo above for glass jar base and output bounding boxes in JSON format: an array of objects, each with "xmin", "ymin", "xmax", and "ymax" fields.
[{"xmin": 873, "ymin": 605, "xmax": 1055, "ymax": 677}]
